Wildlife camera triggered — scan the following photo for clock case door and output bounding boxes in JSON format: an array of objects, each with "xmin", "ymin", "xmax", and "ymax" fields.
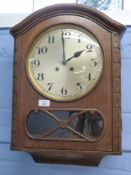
[{"xmin": 10, "ymin": 4, "xmax": 125, "ymax": 165}]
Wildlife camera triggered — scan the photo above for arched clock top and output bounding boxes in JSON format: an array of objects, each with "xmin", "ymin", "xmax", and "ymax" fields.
[{"xmin": 10, "ymin": 3, "xmax": 125, "ymax": 36}]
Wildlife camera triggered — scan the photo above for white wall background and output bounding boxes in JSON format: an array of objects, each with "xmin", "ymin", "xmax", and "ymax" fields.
[
  {"xmin": 0, "ymin": 0, "xmax": 131, "ymax": 27},
  {"xmin": 0, "ymin": 0, "xmax": 131, "ymax": 13}
]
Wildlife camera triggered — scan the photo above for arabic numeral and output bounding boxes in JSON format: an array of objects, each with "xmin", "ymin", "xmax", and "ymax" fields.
[
  {"xmin": 61, "ymin": 87, "xmax": 68, "ymax": 95},
  {"xmin": 78, "ymin": 34, "xmax": 83, "ymax": 43},
  {"xmin": 47, "ymin": 83, "xmax": 54, "ymax": 91},
  {"xmin": 87, "ymin": 73, "xmax": 92, "ymax": 81},
  {"xmin": 86, "ymin": 44, "xmax": 93, "ymax": 52},
  {"xmin": 33, "ymin": 59, "xmax": 40, "ymax": 68},
  {"xmin": 37, "ymin": 46, "xmax": 48, "ymax": 54},
  {"xmin": 48, "ymin": 36, "xmax": 55, "ymax": 44},
  {"xmin": 63, "ymin": 31, "xmax": 71, "ymax": 39},
  {"xmin": 76, "ymin": 83, "xmax": 82, "ymax": 90},
  {"xmin": 91, "ymin": 59, "xmax": 97, "ymax": 66},
  {"xmin": 37, "ymin": 73, "xmax": 44, "ymax": 81}
]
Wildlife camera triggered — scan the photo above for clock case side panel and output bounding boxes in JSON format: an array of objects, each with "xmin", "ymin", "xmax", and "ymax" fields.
[
  {"xmin": 112, "ymin": 32, "xmax": 123, "ymax": 153},
  {"xmin": 11, "ymin": 37, "xmax": 21, "ymax": 149}
]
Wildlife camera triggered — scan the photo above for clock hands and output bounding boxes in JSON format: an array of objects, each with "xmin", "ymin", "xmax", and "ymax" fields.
[
  {"xmin": 64, "ymin": 49, "xmax": 85, "ymax": 64},
  {"xmin": 61, "ymin": 30, "xmax": 66, "ymax": 65},
  {"xmin": 61, "ymin": 30, "xmax": 85, "ymax": 65}
]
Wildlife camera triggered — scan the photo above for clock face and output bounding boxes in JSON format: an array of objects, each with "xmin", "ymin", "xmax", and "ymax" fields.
[{"xmin": 26, "ymin": 24, "xmax": 104, "ymax": 102}]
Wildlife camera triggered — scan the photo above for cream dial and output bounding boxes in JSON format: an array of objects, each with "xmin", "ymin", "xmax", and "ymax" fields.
[{"xmin": 26, "ymin": 25, "xmax": 104, "ymax": 102}]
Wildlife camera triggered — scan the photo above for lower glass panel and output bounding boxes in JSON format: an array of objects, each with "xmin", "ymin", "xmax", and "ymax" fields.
[{"xmin": 27, "ymin": 110, "xmax": 104, "ymax": 141}]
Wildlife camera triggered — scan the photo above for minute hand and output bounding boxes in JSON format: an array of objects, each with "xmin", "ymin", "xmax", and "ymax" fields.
[
  {"xmin": 65, "ymin": 49, "xmax": 85, "ymax": 64},
  {"xmin": 62, "ymin": 30, "xmax": 66, "ymax": 64}
]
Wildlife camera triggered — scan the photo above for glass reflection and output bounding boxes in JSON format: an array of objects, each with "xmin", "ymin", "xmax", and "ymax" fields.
[{"xmin": 27, "ymin": 110, "xmax": 104, "ymax": 140}]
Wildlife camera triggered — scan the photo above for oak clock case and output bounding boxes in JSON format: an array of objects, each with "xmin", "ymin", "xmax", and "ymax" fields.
[{"xmin": 10, "ymin": 4, "xmax": 125, "ymax": 166}]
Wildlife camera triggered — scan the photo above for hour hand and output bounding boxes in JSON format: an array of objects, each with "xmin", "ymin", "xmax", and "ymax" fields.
[{"xmin": 64, "ymin": 49, "xmax": 85, "ymax": 64}]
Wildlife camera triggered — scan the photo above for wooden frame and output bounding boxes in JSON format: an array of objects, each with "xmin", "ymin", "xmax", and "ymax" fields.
[{"xmin": 10, "ymin": 3, "xmax": 125, "ymax": 165}]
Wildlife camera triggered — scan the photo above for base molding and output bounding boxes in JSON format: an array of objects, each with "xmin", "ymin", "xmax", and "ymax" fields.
[{"xmin": 31, "ymin": 152, "xmax": 103, "ymax": 166}]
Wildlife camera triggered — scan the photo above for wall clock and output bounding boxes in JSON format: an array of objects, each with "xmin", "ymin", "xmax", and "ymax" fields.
[{"xmin": 10, "ymin": 3, "xmax": 125, "ymax": 165}]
